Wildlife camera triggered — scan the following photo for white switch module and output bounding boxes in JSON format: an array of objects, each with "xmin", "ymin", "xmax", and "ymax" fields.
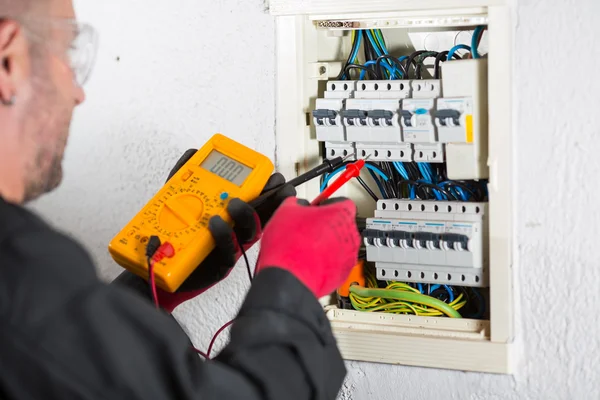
[
  {"xmin": 437, "ymin": 59, "xmax": 489, "ymax": 179},
  {"xmin": 402, "ymin": 98, "xmax": 445, "ymax": 163},
  {"xmin": 402, "ymin": 98, "xmax": 438, "ymax": 144},
  {"xmin": 325, "ymin": 141, "xmax": 356, "ymax": 160},
  {"xmin": 313, "ymin": 80, "xmax": 356, "ymax": 142},
  {"xmin": 355, "ymin": 142, "xmax": 413, "ymax": 162},
  {"xmin": 435, "ymin": 97, "xmax": 474, "ymax": 143},
  {"xmin": 411, "ymin": 79, "xmax": 442, "ymax": 99},
  {"xmin": 344, "ymin": 80, "xmax": 409, "ymax": 144}
]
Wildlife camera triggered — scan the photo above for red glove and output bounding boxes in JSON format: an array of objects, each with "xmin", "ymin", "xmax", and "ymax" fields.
[{"xmin": 256, "ymin": 197, "xmax": 361, "ymax": 298}]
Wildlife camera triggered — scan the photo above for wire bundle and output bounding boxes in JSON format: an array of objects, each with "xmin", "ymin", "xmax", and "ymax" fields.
[
  {"xmin": 320, "ymin": 161, "xmax": 389, "ymax": 201},
  {"xmin": 319, "ymin": 160, "xmax": 487, "ymax": 203},
  {"xmin": 338, "ymin": 29, "xmax": 406, "ymax": 80},
  {"xmin": 349, "ymin": 269, "xmax": 486, "ymax": 318},
  {"xmin": 349, "ymin": 272, "xmax": 465, "ymax": 317},
  {"xmin": 336, "ymin": 25, "xmax": 487, "ymax": 81},
  {"xmin": 367, "ymin": 161, "xmax": 488, "ymax": 202}
]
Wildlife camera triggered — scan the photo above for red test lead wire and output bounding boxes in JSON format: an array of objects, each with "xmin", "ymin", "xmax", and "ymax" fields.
[
  {"xmin": 146, "ymin": 241, "xmax": 233, "ymax": 361},
  {"xmin": 311, "ymin": 159, "xmax": 367, "ymax": 205},
  {"xmin": 148, "ymin": 260, "xmax": 159, "ymax": 308},
  {"xmin": 148, "ymin": 242, "xmax": 176, "ymax": 308}
]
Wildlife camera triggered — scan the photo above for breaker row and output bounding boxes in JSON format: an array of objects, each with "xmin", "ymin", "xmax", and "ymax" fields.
[
  {"xmin": 314, "ymin": 59, "xmax": 489, "ymax": 180},
  {"xmin": 365, "ymin": 199, "xmax": 489, "ymax": 287},
  {"xmin": 313, "ymin": 80, "xmax": 472, "ymax": 145}
]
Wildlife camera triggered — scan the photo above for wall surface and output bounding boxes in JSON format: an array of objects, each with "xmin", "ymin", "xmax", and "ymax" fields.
[{"xmin": 31, "ymin": 0, "xmax": 600, "ymax": 399}]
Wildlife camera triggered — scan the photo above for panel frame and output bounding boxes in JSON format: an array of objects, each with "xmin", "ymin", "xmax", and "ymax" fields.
[{"xmin": 273, "ymin": 2, "xmax": 514, "ymax": 373}]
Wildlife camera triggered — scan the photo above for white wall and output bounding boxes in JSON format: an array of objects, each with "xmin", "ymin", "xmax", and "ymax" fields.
[{"xmin": 31, "ymin": 0, "xmax": 600, "ymax": 399}]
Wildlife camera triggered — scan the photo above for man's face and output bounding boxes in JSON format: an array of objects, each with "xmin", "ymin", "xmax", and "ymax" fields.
[{"xmin": 20, "ymin": 0, "xmax": 86, "ymax": 201}]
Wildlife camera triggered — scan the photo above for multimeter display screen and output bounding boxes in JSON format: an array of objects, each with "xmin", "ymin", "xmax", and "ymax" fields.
[{"xmin": 201, "ymin": 150, "xmax": 253, "ymax": 186}]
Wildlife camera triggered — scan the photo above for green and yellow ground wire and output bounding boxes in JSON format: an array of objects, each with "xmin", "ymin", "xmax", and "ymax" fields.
[{"xmin": 349, "ymin": 271, "xmax": 466, "ymax": 318}]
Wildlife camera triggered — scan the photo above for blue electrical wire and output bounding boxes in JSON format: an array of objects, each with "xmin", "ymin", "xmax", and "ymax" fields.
[
  {"xmin": 392, "ymin": 162, "xmax": 409, "ymax": 180},
  {"xmin": 417, "ymin": 283, "xmax": 424, "ymax": 294},
  {"xmin": 320, "ymin": 166, "xmax": 346, "ymax": 192},
  {"xmin": 427, "ymin": 284, "xmax": 454, "ymax": 302},
  {"xmin": 415, "ymin": 179, "xmax": 444, "ymax": 200},
  {"xmin": 447, "ymin": 44, "xmax": 471, "ymax": 61},
  {"xmin": 472, "ymin": 26, "xmax": 485, "ymax": 59},
  {"xmin": 417, "ymin": 164, "xmax": 429, "ymax": 182},
  {"xmin": 443, "ymin": 285, "xmax": 455, "ymax": 303},
  {"xmin": 392, "ymin": 56, "xmax": 408, "ymax": 79},
  {"xmin": 339, "ymin": 31, "xmax": 363, "ymax": 80},
  {"xmin": 366, "ymin": 30, "xmax": 397, "ymax": 79},
  {"xmin": 439, "ymin": 181, "xmax": 469, "ymax": 201},
  {"xmin": 359, "ymin": 60, "xmax": 395, "ymax": 80},
  {"xmin": 366, "ymin": 30, "xmax": 384, "ymax": 58},
  {"xmin": 373, "ymin": 29, "xmax": 389, "ymax": 53},
  {"xmin": 365, "ymin": 30, "xmax": 408, "ymax": 79},
  {"xmin": 428, "ymin": 164, "xmax": 436, "ymax": 182},
  {"xmin": 350, "ymin": 31, "xmax": 362, "ymax": 64},
  {"xmin": 418, "ymin": 163, "xmax": 433, "ymax": 183}
]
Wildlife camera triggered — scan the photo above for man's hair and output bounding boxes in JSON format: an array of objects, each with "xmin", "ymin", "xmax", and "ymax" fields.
[
  {"xmin": 0, "ymin": 0, "xmax": 51, "ymax": 60},
  {"xmin": 0, "ymin": 0, "xmax": 35, "ymax": 17}
]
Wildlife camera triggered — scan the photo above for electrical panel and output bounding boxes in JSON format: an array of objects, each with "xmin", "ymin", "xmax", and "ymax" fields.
[{"xmin": 272, "ymin": 2, "xmax": 513, "ymax": 374}]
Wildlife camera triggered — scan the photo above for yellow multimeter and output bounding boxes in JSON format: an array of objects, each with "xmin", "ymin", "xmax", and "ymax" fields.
[{"xmin": 108, "ymin": 134, "xmax": 274, "ymax": 292}]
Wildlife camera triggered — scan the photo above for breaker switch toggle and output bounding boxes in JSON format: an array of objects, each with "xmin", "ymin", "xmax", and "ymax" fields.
[
  {"xmin": 434, "ymin": 109, "xmax": 461, "ymax": 127},
  {"xmin": 342, "ymin": 109, "xmax": 368, "ymax": 126}
]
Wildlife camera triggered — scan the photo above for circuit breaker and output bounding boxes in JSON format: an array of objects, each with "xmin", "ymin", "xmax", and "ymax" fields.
[
  {"xmin": 401, "ymin": 97, "xmax": 445, "ymax": 163},
  {"xmin": 344, "ymin": 81, "xmax": 407, "ymax": 144},
  {"xmin": 313, "ymin": 80, "xmax": 356, "ymax": 142},
  {"xmin": 437, "ymin": 59, "xmax": 489, "ymax": 179}
]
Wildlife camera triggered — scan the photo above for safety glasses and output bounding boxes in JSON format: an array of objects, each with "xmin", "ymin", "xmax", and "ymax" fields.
[{"xmin": 20, "ymin": 18, "xmax": 99, "ymax": 87}]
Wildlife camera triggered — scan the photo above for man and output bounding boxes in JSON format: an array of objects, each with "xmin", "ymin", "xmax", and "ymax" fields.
[{"xmin": 0, "ymin": 0, "xmax": 361, "ymax": 399}]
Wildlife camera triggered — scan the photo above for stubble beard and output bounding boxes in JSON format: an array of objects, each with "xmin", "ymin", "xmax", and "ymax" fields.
[{"xmin": 22, "ymin": 67, "xmax": 72, "ymax": 203}]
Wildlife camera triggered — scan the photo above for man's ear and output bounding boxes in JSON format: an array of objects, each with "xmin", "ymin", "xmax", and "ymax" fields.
[{"xmin": 0, "ymin": 20, "xmax": 28, "ymax": 105}]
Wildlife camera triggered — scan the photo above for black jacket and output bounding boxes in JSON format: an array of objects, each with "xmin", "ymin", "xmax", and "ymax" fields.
[{"xmin": 0, "ymin": 197, "xmax": 346, "ymax": 399}]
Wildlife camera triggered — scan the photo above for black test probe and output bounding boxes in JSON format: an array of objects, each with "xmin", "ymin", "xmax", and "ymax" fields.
[{"xmin": 250, "ymin": 155, "xmax": 353, "ymax": 209}]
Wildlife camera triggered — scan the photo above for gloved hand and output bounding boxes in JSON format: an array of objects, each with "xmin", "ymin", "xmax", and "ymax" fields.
[
  {"xmin": 255, "ymin": 197, "xmax": 361, "ymax": 298},
  {"xmin": 113, "ymin": 149, "xmax": 295, "ymax": 312}
]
